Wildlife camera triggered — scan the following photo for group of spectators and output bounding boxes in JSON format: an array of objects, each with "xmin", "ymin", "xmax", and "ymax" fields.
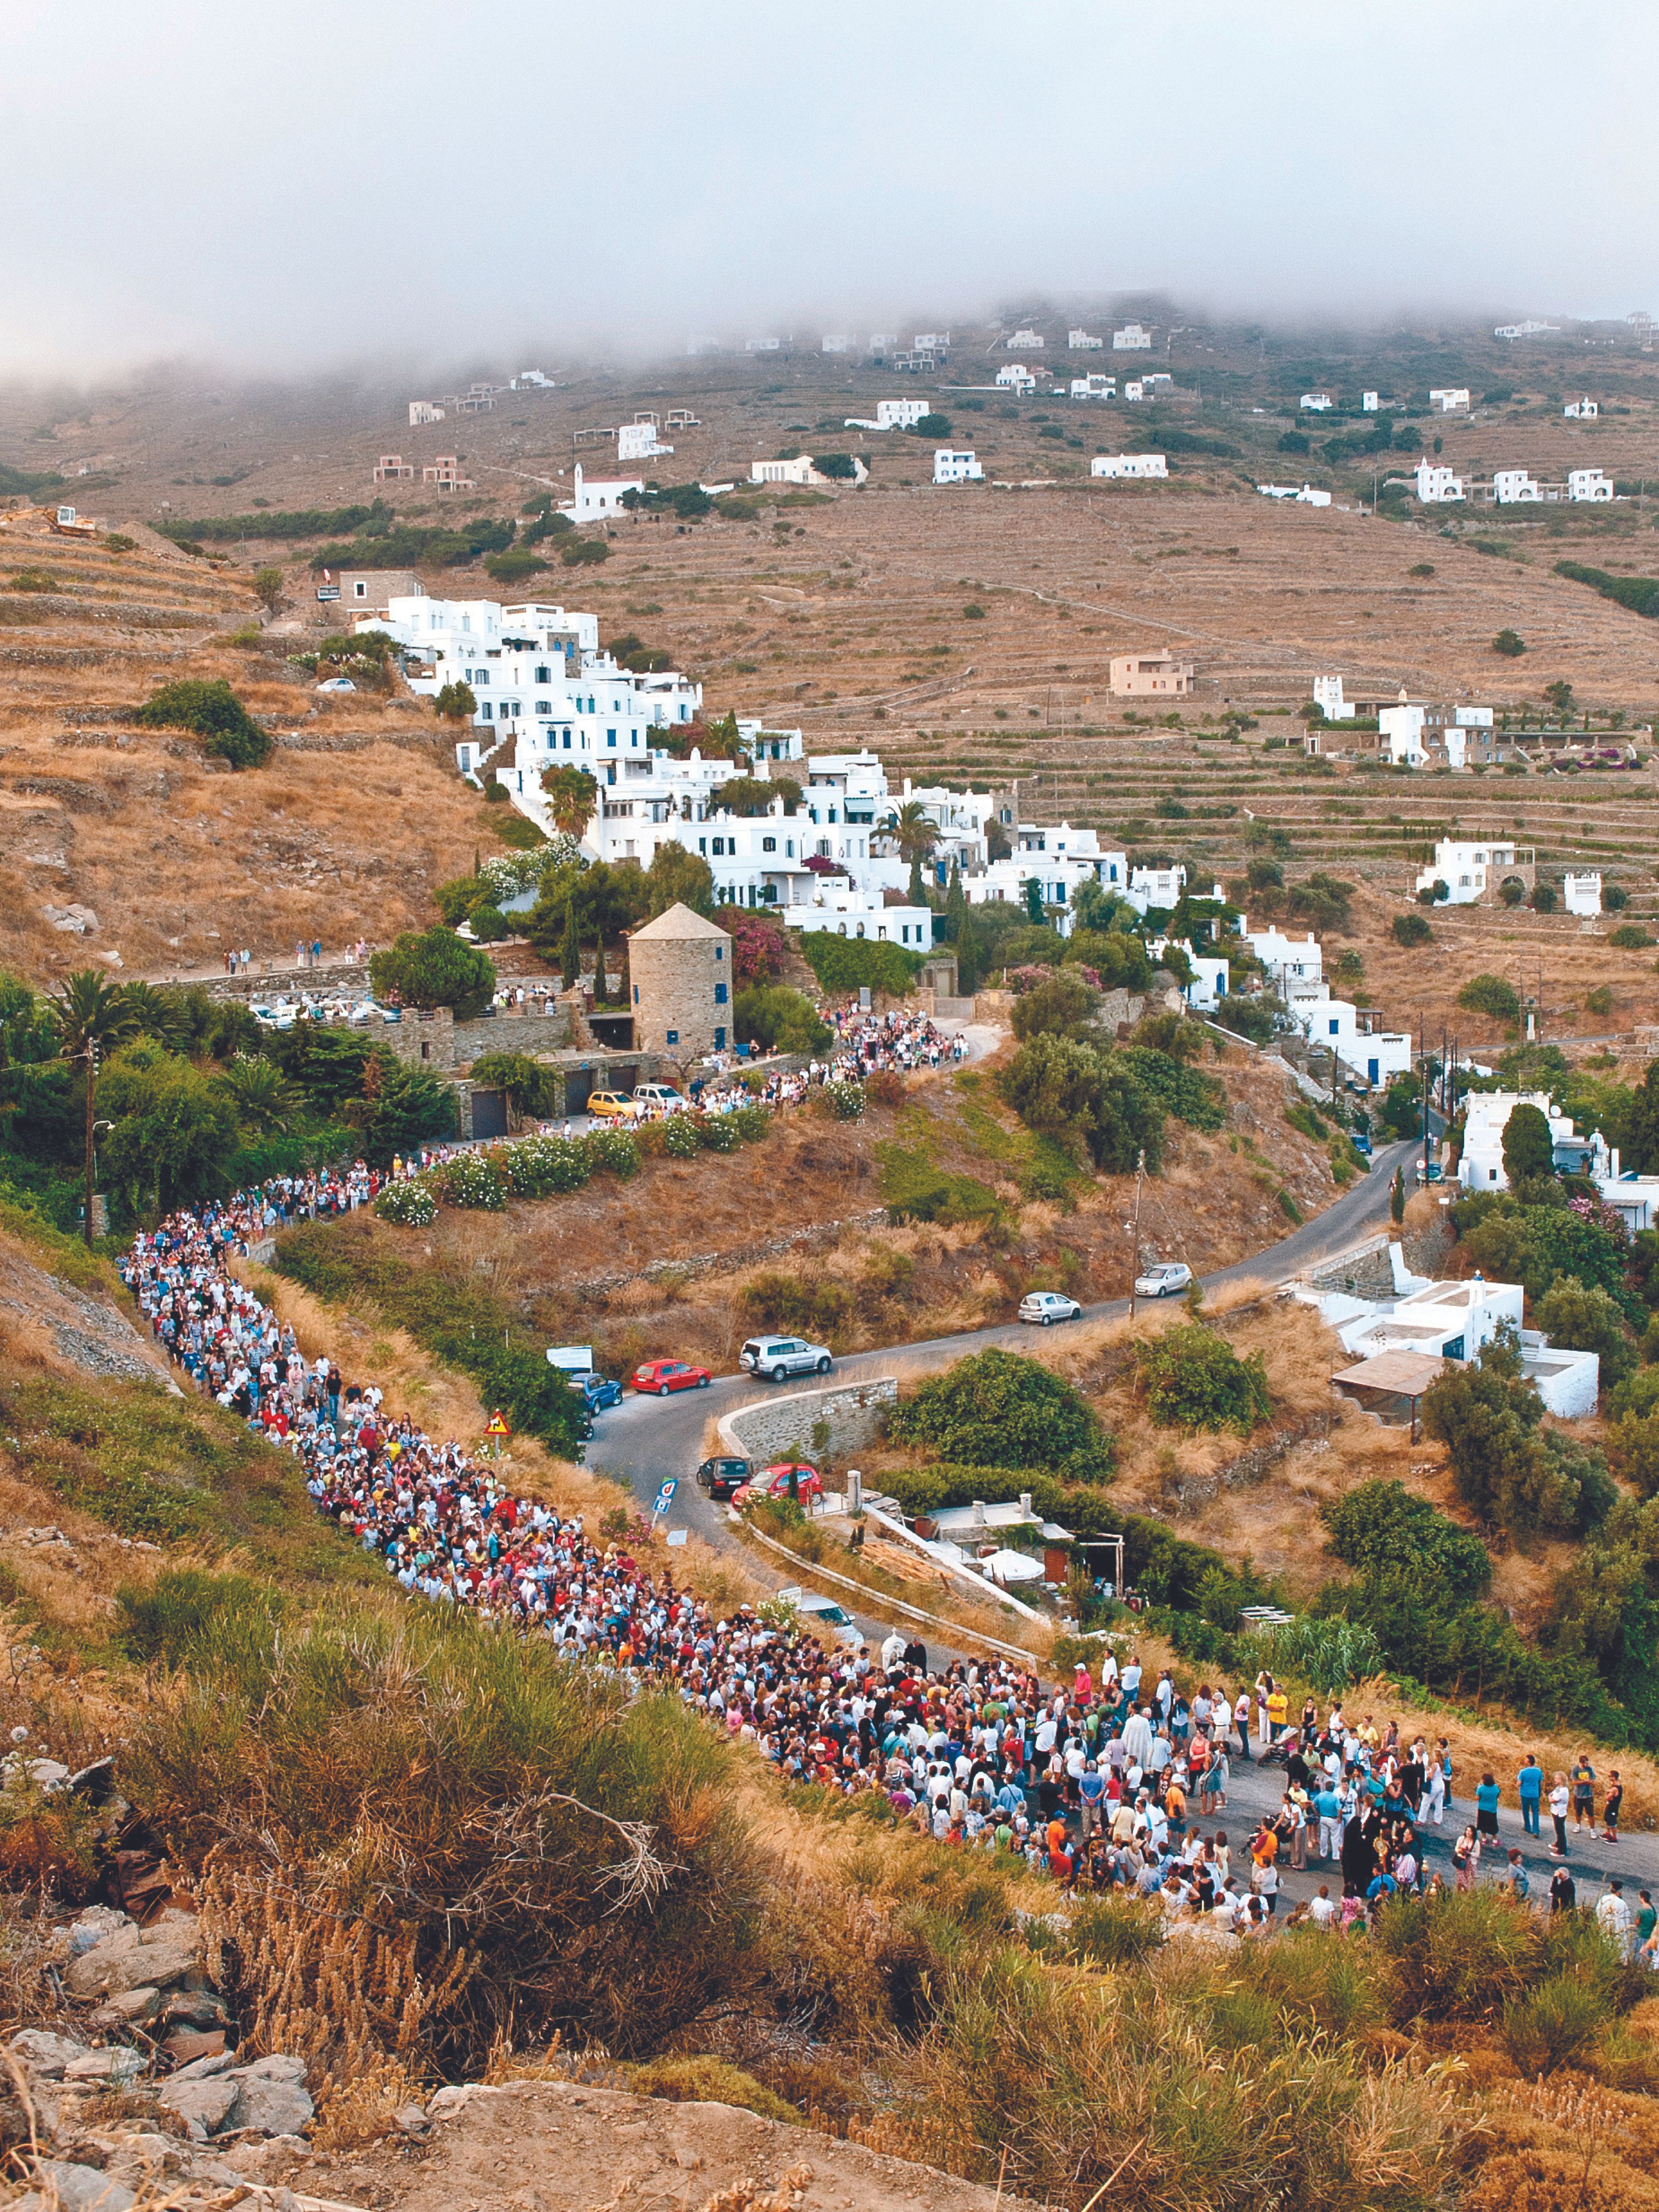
[
  {"xmin": 119, "ymin": 1154, "xmax": 1648, "ymax": 1949},
  {"xmin": 696, "ymin": 1003, "xmax": 969, "ymax": 1115}
]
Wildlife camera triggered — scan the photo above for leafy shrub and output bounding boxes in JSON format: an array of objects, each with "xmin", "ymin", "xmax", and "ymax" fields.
[
  {"xmin": 1605, "ymin": 1413, "xmax": 1659, "ymax": 1498},
  {"xmin": 795, "ymin": 931, "xmax": 923, "ymax": 996},
  {"xmin": 1011, "ymin": 971, "xmax": 1099, "ymax": 1042},
  {"xmin": 467, "ymin": 904, "xmax": 509, "ymax": 941},
  {"xmin": 376, "ymin": 1179, "xmax": 437, "ymax": 1226},
  {"xmin": 1135, "ymin": 1322, "xmax": 1271, "ymax": 1435},
  {"xmin": 1502, "ymin": 1973, "xmax": 1614, "ymax": 2077},
  {"xmin": 1391, "ymin": 912, "xmax": 1433, "ymax": 947},
  {"xmin": 734, "ymin": 983, "xmax": 830, "ymax": 1056},
  {"xmin": 657, "ymin": 1114, "xmax": 702, "ymax": 1159},
  {"xmin": 501, "ymin": 1134, "xmax": 591, "ymax": 1197},
  {"xmin": 133, "ymin": 677, "xmax": 271, "ymax": 769},
  {"xmin": 1422, "ymin": 1334, "xmax": 1600, "ymax": 1537},
  {"xmin": 1531, "ymin": 884, "xmax": 1558, "ymax": 914},
  {"xmin": 696, "ymin": 1114, "xmax": 744, "ymax": 1152},
  {"xmin": 1457, "ymin": 973, "xmax": 1524, "ymax": 1026},
  {"xmin": 467, "ymin": 1051, "xmax": 557, "ymax": 1118},
  {"xmin": 812, "ymin": 1080, "xmax": 865, "ymax": 1120},
  {"xmin": 625, "ymin": 2057, "xmax": 799, "ymax": 2124},
  {"xmin": 370, "ymin": 928, "xmax": 495, "ymax": 1018},
  {"xmin": 1116, "ymin": 1047, "xmax": 1227, "ymax": 1131},
  {"xmin": 1535, "ymin": 1275, "xmax": 1635, "ymax": 1387},
  {"xmin": 864, "ymin": 1068, "xmax": 905, "ymax": 1109},
  {"xmin": 1611, "ymin": 924, "xmax": 1654, "ymax": 950},
  {"xmin": 436, "ymin": 1153, "xmax": 509, "ymax": 1211},
  {"xmin": 1321, "ymin": 1479, "xmax": 1491, "ymax": 1600},
  {"xmin": 581, "ymin": 1127, "xmax": 641, "ymax": 1179},
  {"xmin": 998, "ymin": 1034, "xmax": 1165, "ymax": 1172},
  {"xmin": 724, "ymin": 1103, "xmax": 773, "ymax": 1145},
  {"xmin": 740, "ymin": 1271, "xmax": 852, "ymax": 1342},
  {"xmin": 888, "ymin": 1348, "xmax": 1112, "ymax": 1482},
  {"xmin": 561, "ymin": 537, "xmax": 610, "ymax": 566},
  {"xmin": 1493, "ymin": 628, "xmax": 1526, "ymax": 657}
]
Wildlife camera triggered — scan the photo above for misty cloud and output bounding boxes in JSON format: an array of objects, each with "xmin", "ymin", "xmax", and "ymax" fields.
[{"xmin": 1, "ymin": 0, "xmax": 1653, "ymax": 380}]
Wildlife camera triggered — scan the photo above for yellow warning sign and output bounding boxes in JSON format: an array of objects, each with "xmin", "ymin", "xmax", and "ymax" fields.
[{"xmin": 484, "ymin": 1411, "xmax": 512, "ymax": 1439}]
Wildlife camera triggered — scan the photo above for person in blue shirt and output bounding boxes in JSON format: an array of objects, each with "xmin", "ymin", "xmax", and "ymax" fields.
[
  {"xmin": 1475, "ymin": 1771, "xmax": 1502, "ymax": 1843},
  {"xmin": 1516, "ymin": 1754, "xmax": 1543, "ymax": 1838},
  {"xmin": 1078, "ymin": 1759, "xmax": 1107, "ymax": 1839}
]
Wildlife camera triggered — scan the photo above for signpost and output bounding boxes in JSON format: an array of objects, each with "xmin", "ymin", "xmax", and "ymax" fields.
[
  {"xmin": 483, "ymin": 1410, "xmax": 511, "ymax": 1458},
  {"xmin": 651, "ymin": 1479, "xmax": 678, "ymax": 1524}
]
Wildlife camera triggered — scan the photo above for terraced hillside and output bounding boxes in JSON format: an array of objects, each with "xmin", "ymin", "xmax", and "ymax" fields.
[{"xmin": 0, "ymin": 508, "xmax": 493, "ymax": 979}]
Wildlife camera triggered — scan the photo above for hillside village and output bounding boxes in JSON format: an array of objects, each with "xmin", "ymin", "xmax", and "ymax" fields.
[{"xmin": 15, "ymin": 236, "xmax": 1659, "ymax": 2209}]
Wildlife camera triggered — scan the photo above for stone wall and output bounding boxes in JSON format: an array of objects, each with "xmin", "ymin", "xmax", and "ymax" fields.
[
  {"xmin": 718, "ymin": 1376, "xmax": 898, "ymax": 1467},
  {"xmin": 1301, "ymin": 1232, "xmax": 1399, "ymax": 1299},
  {"xmin": 455, "ymin": 1007, "xmax": 571, "ymax": 1060}
]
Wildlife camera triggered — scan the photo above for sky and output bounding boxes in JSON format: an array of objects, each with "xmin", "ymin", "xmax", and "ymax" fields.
[{"xmin": 2, "ymin": 0, "xmax": 1655, "ymax": 382}]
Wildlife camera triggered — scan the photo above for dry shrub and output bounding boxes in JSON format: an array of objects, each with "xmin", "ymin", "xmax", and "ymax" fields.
[
  {"xmin": 627, "ymin": 2054, "xmax": 800, "ymax": 2125},
  {"xmin": 309, "ymin": 2053, "xmax": 427, "ymax": 2152},
  {"xmin": 695, "ymin": 2166, "xmax": 814, "ymax": 2212},
  {"xmin": 198, "ymin": 1854, "xmax": 472, "ymax": 2093}
]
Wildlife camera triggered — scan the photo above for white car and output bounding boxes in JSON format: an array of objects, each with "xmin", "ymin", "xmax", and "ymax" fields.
[
  {"xmin": 1019, "ymin": 1290, "xmax": 1082, "ymax": 1327},
  {"xmin": 1135, "ymin": 1261, "xmax": 1193, "ymax": 1300},
  {"xmin": 315, "ymin": 676, "xmax": 357, "ymax": 693},
  {"xmin": 777, "ymin": 1587, "xmax": 863, "ymax": 1649},
  {"xmin": 632, "ymin": 1082, "xmax": 687, "ymax": 1113},
  {"xmin": 740, "ymin": 1334, "xmax": 833, "ymax": 1382}
]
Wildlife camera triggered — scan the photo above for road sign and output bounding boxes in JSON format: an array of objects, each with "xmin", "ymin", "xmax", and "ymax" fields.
[
  {"xmin": 651, "ymin": 1479, "xmax": 678, "ymax": 1518},
  {"xmin": 484, "ymin": 1411, "xmax": 512, "ymax": 1439}
]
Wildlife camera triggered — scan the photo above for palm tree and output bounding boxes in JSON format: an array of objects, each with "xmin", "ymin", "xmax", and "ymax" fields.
[
  {"xmin": 49, "ymin": 971, "xmax": 138, "ymax": 1245},
  {"xmin": 215, "ymin": 1054, "xmax": 302, "ymax": 1135},
  {"xmin": 881, "ymin": 800, "xmax": 938, "ymax": 904},
  {"xmin": 541, "ymin": 764, "xmax": 599, "ymax": 840},
  {"xmin": 120, "ymin": 980, "xmax": 189, "ymax": 1046}
]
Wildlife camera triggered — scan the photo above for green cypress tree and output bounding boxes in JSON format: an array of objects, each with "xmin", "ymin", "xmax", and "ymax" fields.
[
  {"xmin": 593, "ymin": 927, "xmax": 610, "ymax": 1003},
  {"xmin": 1390, "ymin": 1166, "xmax": 1406, "ymax": 1225},
  {"xmin": 560, "ymin": 899, "xmax": 580, "ymax": 990}
]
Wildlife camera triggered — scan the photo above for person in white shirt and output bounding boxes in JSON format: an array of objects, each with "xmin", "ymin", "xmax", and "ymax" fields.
[
  {"xmin": 1307, "ymin": 1884, "xmax": 1338, "ymax": 1929},
  {"xmin": 1598, "ymin": 1881, "xmax": 1633, "ymax": 1955},
  {"xmin": 1122, "ymin": 1705, "xmax": 1155, "ymax": 1768}
]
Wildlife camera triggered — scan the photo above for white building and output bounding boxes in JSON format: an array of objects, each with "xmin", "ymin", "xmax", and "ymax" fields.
[
  {"xmin": 995, "ymin": 364, "xmax": 1036, "ymax": 393},
  {"xmin": 1314, "ymin": 1275, "xmax": 1599, "ymax": 1420},
  {"xmin": 1069, "ymin": 328, "xmax": 1103, "ymax": 350},
  {"xmin": 511, "ymin": 369, "xmax": 552, "ymax": 389},
  {"xmin": 1383, "ymin": 702, "xmax": 1494, "ymax": 770},
  {"xmin": 1313, "ymin": 675, "xmax": 1356, "ymax": 721},
  {"xmin": 1564, "ymin": 398, "xmax": 1599, "ymax": 418},
  {"xmin": 1286, "ymin": 983, "xmax": 1412, "ymax": 1085},
  {"xmin": 744, "ymin": 337, "xmax": 781, "ymax": 353},
  {"xmin": 1563, "ymin": 871, "xmax": 1603, "ymax": 916},
  {"xmin": 1007, "ymin": 328, "xmax": 1044, "ymax": 349},
  {"xmin": 1149, "ymin": 942, "xmax": 1229, "ymax": 1010},
  {"xmin": 1123, "ymin": 382, "xmax": 1146, "ymax": 402},
  {"xmin": 1493, "ymin": 468, "xmax": 1542, "ymax": 504},
  {"xmin": 1257, "ymin": 482, "xmax": 1332, "ymax": 506},
  {"xmin": 408, "ymin": 400, "xmax": 445, "ymax": 426},
  {"xmin": 875, "ymin": 398, "xmax": 928, "ymax": 430},
  {"xmin": 617, "ymin": 422, "xmax": 672, "ymax": 462},
  {"xmin": 749, "ymin": 454, "xmax": 868, "ymax": 488},
  {"xmin": 868, "ymin": 333, "xmax": 898, "ymax": 353},
  {"xmin": 1071, "ymin": 374, "xmax": 1117, "ymax": 399},
  {"xmin": 1300, "ymin": 391, "xmax": 1335, "ymax": 411},
  {"xmin": 934, "ymin": 449, "xmax": 984, "ymax": 484},
  {"xmin": 786, "ymin": 888, "xmax": 933, "ymax": 951},
  {"xmin": 914, "ymin": 331, "xmax": 950, "ymax": 352},
  {"xmin": 1460, "ymin": 1092, "xmax": 1574, "ymax": 1192},
  {"xmin": 1362, "ymin": 390, "xmax": 1380, "ymax": 411},
  {"xmin": 1113, "ymin": 323, "xmax": 1154, "ymax": 351},
  {"xmin": 1569, "ymin": 468, "xmax": 1614, "ymax": 502},
  {"xmin": 1244, "ymin": 924, "xmax": 1321, "ymax": 995},
  {"xmin": 1415, "ymin": 460, "xmax": 1466, "ymax": 503},
  {"xmin": 560, "ymin": 462, "xmax": 644, "ymax": 521},
  {"xmin": 821, "ymin": 334, "xmax": 858, "ymax": 353},
  {"xmin": 963, "ymin": 825, "xmax": 1131, "ymax": 925},
  {"xmin": 1092, "ymin": 452, "xmax": 1167, "ymax": 479},
  {"xmin": 1413, "ymin": 837, "xmax": 1532, "ymax": 904},
  {"xmin": 1495, "ymin": 319, "xmax": 1559, "ymax": 340},
  {"xmin": 1128, "ymin": 862, "xmax": 1186, "ymax": 913},
  {"xmin": 1428, "ymin": 387, "xmax": 1471, "ymax": 412}
]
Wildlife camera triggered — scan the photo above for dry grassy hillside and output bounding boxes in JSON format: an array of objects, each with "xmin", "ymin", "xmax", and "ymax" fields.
[{"xmin": 0, "ymin": 509, "xmax": 498, "ymax": 979}]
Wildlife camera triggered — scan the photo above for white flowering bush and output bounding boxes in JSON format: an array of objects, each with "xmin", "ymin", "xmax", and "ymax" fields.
[
  {"xmin": 503, "ymin": 1135, "xmax": 592, "ymax": 1197},
  {"xmin": 376, "ymin": 1180, "xmax": 437, "ymax": 1227},
  {"xmin": 659, "ymin": 1115, "xmax": 702, "ymax": 1159},
  {"xmin": 478, "ymin": 837, "xmax": 583, "ymax": 901},
  {"xmin": 581, "ymin": 1128, "xmax": 641, "ymax": 1180},
  {"xmin": 437, "ymin": 1152, "xmax": 510, "ymax": 1210},
  {"xmin": 817, "ymin": 1081, "xmax": 865, "ymax": 1121}
]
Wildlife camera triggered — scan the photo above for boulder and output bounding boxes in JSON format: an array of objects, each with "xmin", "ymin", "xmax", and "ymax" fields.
[
  {"xmin": 93, "ymin": 1987, "xmax": 159, "ymax": 2025},
  {"xmin": 66, "ymin": 1924, "xmax": 200, "ymax": 2001},
  {"xmin": 18, "ymin": 2162, "xmax": 134, "ymax": 2212},
  {"xmin": 155, "ymin": 2077, "xmax": 239, "ymax": 2135},
  {"xmin": 169, "ymin": 2049, "xmax": 237, "ymax": 2082},
  {"xmin": 64, "ymin": 2049, "xmax": 145, "ymax": 2088},
  {"xmin": 67, "ymin": 1908, "xmax": 132, "ymax": 1958},
  {"xmin": 162, "ymin": 2029, "xmax": 226, "ymax": 2068},
  {"xmin": 9, "ymin": 2031, "xmax": 91, "ymax": 2077},
  {"xmin": 232, "ymin": 2054, "xmax": 306, "ymax": 2083},
  {"xmin": 226, "ymin": 2073, "xmax": 314, "ymax": 2138}
]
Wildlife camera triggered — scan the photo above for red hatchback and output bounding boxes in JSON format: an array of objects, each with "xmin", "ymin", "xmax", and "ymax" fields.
[
  {"xmin": 631, "ymin": 1358, "xmax": 713, "ymax": 1398},
  {"xmin": 732, "ymin": 1462, "xmax": 824, "ymax": 1506}
]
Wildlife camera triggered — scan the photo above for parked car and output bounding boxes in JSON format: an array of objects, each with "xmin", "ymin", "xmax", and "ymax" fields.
[
  {"xmin": 568, "ymin": 1370, "xmax": 623, "ymax": 1412},
  {"xmin": 731, "ymin": 1462, "xmax": 825, "ymax": 1506},
  {"xmin": 586, "ymin": 1091, "xmax": 641, "ymax": 1121},
  {"xmin": 1019, "ymin": 1290, "xmax": 1082, "ymax": 1327},
  {"xmin": 695, "ymin": 1454, "xmax": 754, "ymax": 1500},
  {"xmin": 1352, "ymin": 1129, "xmax": 1373, "ymax": 1157},
  {"xmin": 777, "ymin": 1585, "xmax": 863, "ymax": 1649},
  {"xmin": 1415, "ymin": 1161, "xmax": 1444, "ymax": 1186},
  {"xmin": 739, "ymin": 1334, "xmax": 833, "ymax": 1383},
  {"xmin": 632, "ymin": 1082, "xmax": 687, "ymax": 1113},
  {"xmin": 630, "ymin": 1358, "xmax": 712, "ymax": 1397},
  {"xmin": 1134, "ymin": 1261, "xmax": 1193, "ymax": 1300},
  {"xmin": 315, "ymin": 676, "xmax": 357, "ymax": 693}
]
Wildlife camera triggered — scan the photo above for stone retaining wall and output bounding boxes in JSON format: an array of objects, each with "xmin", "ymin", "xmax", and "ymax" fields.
[
  {"xmin": 573, "ymin": 1206, "xmax": 889, "ymax": 1300},
  {"xmin": 719, "ymin": 1376, "xmax": 898, "ymax": 1467}
]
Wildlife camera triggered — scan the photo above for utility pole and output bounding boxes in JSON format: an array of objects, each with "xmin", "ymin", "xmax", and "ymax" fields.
[
  {"xmin": 1420, "ymin": 1007, "xmax": 1432, "ymax": 1187},
  {"xmin": 1126, "ymin": 1150, "xmax": 1146, "ymax": 1318}
]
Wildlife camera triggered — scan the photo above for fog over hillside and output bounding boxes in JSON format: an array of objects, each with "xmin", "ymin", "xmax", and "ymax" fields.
[{"xmin": 1, "ymin": 0, "xmax": 1654, "ymax": 380}]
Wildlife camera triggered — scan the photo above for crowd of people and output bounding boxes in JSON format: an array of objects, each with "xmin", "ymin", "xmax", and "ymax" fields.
[{"xmin": 692, "ymin": 1002, "xmax": 968, "ymax": 1115}]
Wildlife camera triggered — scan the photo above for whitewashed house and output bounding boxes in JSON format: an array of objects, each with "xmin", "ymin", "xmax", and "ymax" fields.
[
  {"xmin": 1413, "ymin": 837, "xmax": 1533, "ymax": 904},
  {"xmin": 1428, "ymin": 387, "xmax": 1472, "ymax": 412},
  {"xmin": 1362, "ymin": 391, "xmax": 1381, "ymax": 411},
  {"xmin": 1286, "ymin": 984, "xmax": 1413, "ymax": 1085},
  {"xmin": 1563, "ymin": 872, "xmax": 1603, "ymax": 916},
  {"xmin": 995, "ymin": 364, "xmax": 1036, "ymax": 393},
  {"xmin": 1300, "ymin": 391, "xmax": 1335, "ymax": 411},
  {"xmin": 875, "ymin": 398, "xmax": 929, "ymax": 430},
  {"xmin": 1257, "ymin": 482, "xmax": 1332, "ymax": 506},
  {"xmin": 821, "ymin": 335, "xmax": 858, "ymax": 353},
  {"xmin": 1313, "ymin": 675, "xmax": 1357, "ymax": 720},
  {"xmin": 1071, "ymin": 374, "xmax": 1117, "ymax": 399},
  {"xmin": 1113, "ymin": 323, "xmax": 1154, "ymax": 350},
  {"xmin": 1460, "ymin": 1093, "xmax": 1575, "ymax": 1192},
  {"xmin": 1569, "ymin": 468, "xmax": 1614, "ymax": 502},
  {"xmin": 1092, "ymin": 452, "xmax": 1167, "ymax": 479},
  {"xmin": 914, "ymin": 331, "xmax": 951, "ymax": 352},
  {"xmin": 934, "ymin": 450, "xmax": 984, "ymax": 484},
  {"xmin": 1007, "ymin": 328, "xmax": 1045, "ymax": 349},
  {"xmin": 1415, "ymin": 460, "xmax": 1466, "ymax": 503},
  {"xmin": 1495, "ymin": 320, "xmax": 1559, "ymax": 340},
  {"xmin": 408, "ymin": 400, "xmax": 445, "ymax": 426},
  {"xmin": 785, "ymin": 889, "xmax": 933, "ymax": 950},
  {"xmin": 1564, "ymin": 398, "xmax": 1599, "ymax": 419},
  {"xmin": 1382, "ymin": 702, "xmax": 1495, "ymax": 769},
  {"xmin": 1069, "ymin": 328, "xmax": 1104, "ymax": 350},
  {"xmin": 560, "ymin": 463, "xmax": 644, "ymax": 521},
  {"xmin": 1314, "ymin": 1275, "xmax": 1599, "ymax": 1420},
  {"xmin": 1244, "ymin": 924, "xmax": 1321, "ymax": 995},
  {"xmin": 617, "ymin": 422, "xmax": 672, "ymax": 462},
  {"xmin": 1493, "ymin": 468, "xmax": 1542, "ymax": 503}
]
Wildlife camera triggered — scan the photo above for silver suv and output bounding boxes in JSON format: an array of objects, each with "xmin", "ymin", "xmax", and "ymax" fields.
[{"xmin": 740, "ymin": 1334, "xmax": 834, "ymax": 1383}]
